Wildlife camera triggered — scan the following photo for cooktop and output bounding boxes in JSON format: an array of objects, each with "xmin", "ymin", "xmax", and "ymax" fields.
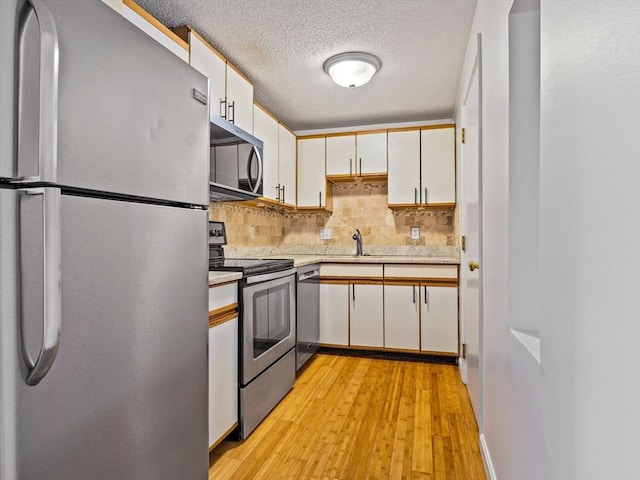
[{"xmin": 208, "ymin": 257, "xmax": 294, "ymax": 276}]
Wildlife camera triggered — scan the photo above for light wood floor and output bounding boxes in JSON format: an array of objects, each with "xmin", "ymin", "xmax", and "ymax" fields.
[{"xmin": 209, "ymin": 353, "xmax": 486, "ymax": 480}]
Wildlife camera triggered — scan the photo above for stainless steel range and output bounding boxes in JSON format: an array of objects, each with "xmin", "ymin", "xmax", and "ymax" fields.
[{"xmin": 208, "ymin": 222, "xmax": 296, "ymax": 439}]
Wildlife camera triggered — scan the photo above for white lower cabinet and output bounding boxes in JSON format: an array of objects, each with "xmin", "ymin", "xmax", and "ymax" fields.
[
  {"xmin": 208, "ymin": 282, "xmax": 238, "ymax": 449},
  {"xmin": 208, "ymin": 317, "xmax": 238, "ymax": 448},
  {"xmin": 319, "ymin": 282, "xmax": 349, "ymax": 346},
  {"xmin": 383, "ymin": 284, "xmax": 420, "ymax": 350},
  {"xmin": 349, "ymin": 283, "xmax": 384, "ymax": 348},
  {"xmin": 420, "ymin": 285, "xmax": 458, "ymax": 354}
]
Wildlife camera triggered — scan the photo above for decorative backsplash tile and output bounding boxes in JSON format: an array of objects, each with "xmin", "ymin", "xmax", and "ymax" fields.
[{"xmin": 210, "ymin": 180, "xmax": 458, "ymax": 253}]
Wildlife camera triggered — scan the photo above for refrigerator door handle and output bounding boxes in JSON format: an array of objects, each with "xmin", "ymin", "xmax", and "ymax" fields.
[
  {"xmin": 20, "ymin": 187, "xmax": 62, "ymax": 386},
  {"xmin": 17, "ymin": 0, "xmax": 59, "ymax": 183}
]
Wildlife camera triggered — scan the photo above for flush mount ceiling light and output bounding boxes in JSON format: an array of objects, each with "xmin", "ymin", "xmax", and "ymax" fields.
[{"xmin": 323, "ymin": 52, "xmax": 381, "ymax": 88}]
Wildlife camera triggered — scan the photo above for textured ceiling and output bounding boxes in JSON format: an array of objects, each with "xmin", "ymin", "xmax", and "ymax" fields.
[{"xmin": 135, "ymin": 0, "xmax": 478, "ymax": 131}]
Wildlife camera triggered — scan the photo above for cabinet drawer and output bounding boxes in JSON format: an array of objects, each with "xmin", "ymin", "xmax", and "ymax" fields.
[
  {"xmin": 320, "ymin": 263, "xmax": 383, "ymax": 279},
  {"xmin": 208, "ymin": 282, "xmax": 238, "ymax": 312},
  {"xmin": 384, "ymin": 264, "xmax": 458, "ymax": 281}
]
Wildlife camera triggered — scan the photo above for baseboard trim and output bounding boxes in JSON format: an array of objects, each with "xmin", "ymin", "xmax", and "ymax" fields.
[{"xmin": 480, "ymin": 433, "xmax": 497, "ymax": 480}]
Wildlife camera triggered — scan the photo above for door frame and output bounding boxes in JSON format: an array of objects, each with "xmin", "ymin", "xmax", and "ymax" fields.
[{"xmin": 459, "ymin": 34, "xmax": 484, "ymax": 430}]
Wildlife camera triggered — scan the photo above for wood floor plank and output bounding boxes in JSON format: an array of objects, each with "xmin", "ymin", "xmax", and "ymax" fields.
[{"xmin": 208, "ymin": 354, "xmax": 486, "ymax": 480}]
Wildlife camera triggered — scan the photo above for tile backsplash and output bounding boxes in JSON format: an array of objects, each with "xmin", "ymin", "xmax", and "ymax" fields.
[{"xmin": 210, "ymin": 180, "xmax": 457, "ymax": 252}]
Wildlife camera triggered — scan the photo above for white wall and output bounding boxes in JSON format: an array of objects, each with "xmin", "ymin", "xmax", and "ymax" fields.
[{"xmin": 455, "ymin": 0, "xmax": 640, "ymax": 478}]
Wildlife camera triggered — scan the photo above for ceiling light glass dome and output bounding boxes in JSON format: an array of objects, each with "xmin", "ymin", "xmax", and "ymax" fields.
[{"xmin": 323, "ymin": 52, "xmax": 382, "ymax": 88}]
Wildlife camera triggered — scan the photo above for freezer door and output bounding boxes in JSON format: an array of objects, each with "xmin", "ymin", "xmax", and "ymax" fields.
[
  {"xmin": 12, "ymin": 0, "xmax": 208, "ymax": 205},
  {"xmin": 13, "ymin": 191, "xmax": 208, "ymax": 480}
]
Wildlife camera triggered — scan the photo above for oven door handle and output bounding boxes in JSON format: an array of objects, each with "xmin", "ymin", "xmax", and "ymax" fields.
[{"xmin": 244, "ymin": 267, "xmax": 297, "ymax": 285}]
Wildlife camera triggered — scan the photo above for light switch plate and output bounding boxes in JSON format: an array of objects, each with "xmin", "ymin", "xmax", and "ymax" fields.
[
  {"xmin": 411, "ymin": 226, "xmax": 420, "ymax": 240},
  {"xmin": 320, "ymin": 228, "xmax": 331, "ymax": 240}
]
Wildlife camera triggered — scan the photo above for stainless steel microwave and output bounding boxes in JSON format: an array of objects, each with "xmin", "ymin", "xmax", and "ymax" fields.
[{"xmin": 209, "ymin": 115, "xmax": 263, "ymax": 201}]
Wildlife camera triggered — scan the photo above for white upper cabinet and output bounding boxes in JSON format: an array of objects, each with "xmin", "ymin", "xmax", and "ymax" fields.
[
  {"xmin": 421, "ymin": 126, "xmax": 455, "ymax": 206},
  {"xmin": 253, "ymin": 105, "xmax": 280, "ymax": 202},
  {"xmin": 188, "ymin": 31, "xmax": 226, "ymax": 117},
  {"xmin": 297, "ymin": 137, "xmax": 327, "ymax": 208},
  {"xmin": 175, "ymin": 25, "xmax": 254, "ymax": 134},
  {"xmin": 225, "ymin": 65, "xmax": 254, "ymax": 134},
  {"xmin": 388, "ymin": 125, "xmax": 455, "ymax": 207},
  {"xmin": 278, "ymin": 124, "xmax": 297, "ymax": 206},
  {"xmin": 326, "ymin": 134, "xmax": 356, "ymax": 176},
  {"xmin": 387, "ymin": 129, "xmax": 421, "ymax": 205},
  {"xmin": 356, "ymin": 132, "xmax": 387, "ymax": 174},
  {"xmin": 121, "ymin": 1, "xmax": 189, "ymax": 62},
  {"xmin": 252, "ymin": 105, "xmax": 296, "ymax": 206}
]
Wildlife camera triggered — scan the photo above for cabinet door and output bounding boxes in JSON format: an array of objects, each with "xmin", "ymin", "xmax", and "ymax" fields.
[
  {"xmin": 387, "ymin": 130, "xmax": 421, "ymax": 205},
  {"xmin": 350, "ymin": 283, "xmax": 384, "ymax": 348},
  {"xmin": 297, "ymin": 138, "xmax": 326, "ymax": 207},
  {"xmin": 253, "ymin": 105, "xmax": 280, "ymax": 202},
  {"xmin": 420, "ymin": 286, "xmax": 458, "ymax": 354},
  {"xmin": 384, "ymin": 284, "xmax": 420, "ymax": 350},
  {"xmin": 420, "ymin": 127, "xmax": 455, "ymax": 205},
  {"xmin": 122, "ymin": 3, "xmax": 189, "ymax": 62},
  {"xmin": 319, "ymin": 282, "xmax": 349, "ymax": 346},
  {"xmin": 189, "ymin": 32, "xmax": 227, "ymax": 118},
  {"xmin": 356, "ymin": 132, "xmax": 387, "ymax": 174},
  {"xmin": 226, "ymin": 64, "xmax": 254, "ymax": 134},
  {"xmin": 326, "ymin": 134, "xmax": 356, "ymax": 176},
  {"xmin": 278, "ymin": 125, "xmax": 297, "ymax": 206},
  {"xmin": 208, "ymin": 317, "xmax": 238, "ymax": 448}
]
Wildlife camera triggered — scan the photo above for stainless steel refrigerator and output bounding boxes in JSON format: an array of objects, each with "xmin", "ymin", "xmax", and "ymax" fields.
[{"xmin": 0, "ymin": 1, "xmax": 210, "ymax": 479}]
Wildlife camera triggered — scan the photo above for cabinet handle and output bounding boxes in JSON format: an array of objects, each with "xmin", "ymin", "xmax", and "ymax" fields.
[
  {"xmin": 412, "ymin": 285, "xmax": 416, "ymax": 304},
  {"xmin": 319, "ymin": 191, "xmax": 322, "ymax": 207},
  {"xmin": 424, "ymin": 286, "xmax": 429, "ymax": 307},
  {"xmin": 352, "ymin": 284, "xmax": 355, "ymax": 302},
  {"xmin": 220, "ymin": 98, "xmax": 226, "ymax": 118},
  {"xmin": 350, "ymin": 158, "xmax": 353, "ymax": 176},
  {"xmin": 414, "ymin": 188, "xmax": 418, "ymax": 205},
  {"xmin": 281, "ymin": 185, "xmax": 285, "ymax": 203},
  {"xmin": 359, "ymin": 157, "xmax": 362, "ymax": 175},
  {"xmin": 424, "ymin": 187, "xmax": 428, "ymax": 204},
  {"xmin": 276, "ymin": 184, "xmax": 280, "ymax": 202},
  {"xmin": 228, "ymin": 101, "xmax": 235, "ymax": 124}
]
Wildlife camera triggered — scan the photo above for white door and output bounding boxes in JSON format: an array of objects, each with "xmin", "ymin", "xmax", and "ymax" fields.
[{"xmin": 461, "ymin": 43, "xmax": 483, "ymax": 427}]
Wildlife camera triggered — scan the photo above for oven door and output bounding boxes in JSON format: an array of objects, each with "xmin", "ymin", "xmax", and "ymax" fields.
[{"xmin": 241, "ymin": 269, "xmax": 296, "ymax": 385}]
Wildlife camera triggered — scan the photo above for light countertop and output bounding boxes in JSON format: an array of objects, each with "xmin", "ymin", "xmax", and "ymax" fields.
[
  {"xmin": 208, "ymin": 271, "xmax": 242, "ymax": 286},
  {"xmin": 265, "ymin": 255, "xmax": 460, "ymax": 268}
]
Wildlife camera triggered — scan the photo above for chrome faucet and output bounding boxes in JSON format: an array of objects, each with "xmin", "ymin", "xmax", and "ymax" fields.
[{"xmin": 352, "ymin": 229, "xmax": 363, "ymax": 256}]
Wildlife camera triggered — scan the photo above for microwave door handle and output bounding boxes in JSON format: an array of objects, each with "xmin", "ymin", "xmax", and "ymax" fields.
[{"xmin": 246, "ymin": 145, "xmax": 263, "ymax": 194}]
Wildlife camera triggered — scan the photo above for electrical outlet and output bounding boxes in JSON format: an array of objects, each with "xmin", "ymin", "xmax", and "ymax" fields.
[
  {"xmin": 250, "ymin": 225, "xmax": 255, "ymax": 239},
  {"xmin": 320, "ymin": 228, "xmax": 331, "ymax": 240},
  {"xmin": 411, "ymin": 226, "xmax": 420, "ymax": 240}
]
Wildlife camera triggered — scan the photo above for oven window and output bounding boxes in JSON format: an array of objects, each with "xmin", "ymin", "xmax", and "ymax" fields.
[{"xmin": 252, "ymin": 282, "xmax": 291, "ymax": 358}]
